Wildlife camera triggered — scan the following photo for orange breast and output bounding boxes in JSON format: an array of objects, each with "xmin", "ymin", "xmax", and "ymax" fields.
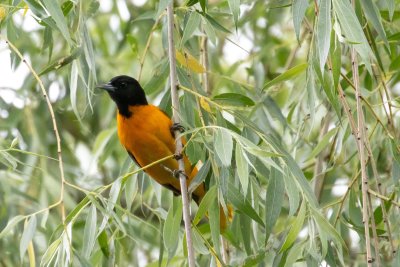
[{"xmin": 117, "ymin": 105, "xmax": 205, "ymax": 200}]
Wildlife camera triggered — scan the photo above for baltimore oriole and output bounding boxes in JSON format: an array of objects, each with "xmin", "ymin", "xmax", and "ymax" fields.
[{"xmin": 97, "ymin": 75, "xmax": 230, "ymax": 230}]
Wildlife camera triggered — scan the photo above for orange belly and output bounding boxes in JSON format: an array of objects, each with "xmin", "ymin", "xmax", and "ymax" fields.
[{"xmin": 117, "ymin": 105, "xmax": 205, "ymax": 200}]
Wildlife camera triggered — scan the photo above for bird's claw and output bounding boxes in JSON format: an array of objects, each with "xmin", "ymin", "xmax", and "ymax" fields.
[
  {"xmin": 171, "ymin": 122, "xmax": 185, "ymax": 133},
  {"xmin": 173, "ymin": 169, "xmax": 188, "ymax": 179},
  {"xmin": 174, "ymin": 153, "xmax": 183, "ymax": 160}
]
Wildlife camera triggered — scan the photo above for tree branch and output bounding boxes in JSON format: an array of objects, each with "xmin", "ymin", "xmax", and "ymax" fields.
[{"xmin": 166, "ymin": 4, "xmax": 196, "ymax": 266}]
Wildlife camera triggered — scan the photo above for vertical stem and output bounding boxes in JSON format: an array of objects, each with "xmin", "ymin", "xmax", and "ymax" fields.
[
  {"xmin": 201, "ymin": 31, "xmax": 210, "ymax": 95},
  {"xmin": 166, "ymin": 4, "xmax": 196, "ymax": 267},
  {"xmin": 351, "ymin": 46, "xmax": 372, "ymax": 265}
]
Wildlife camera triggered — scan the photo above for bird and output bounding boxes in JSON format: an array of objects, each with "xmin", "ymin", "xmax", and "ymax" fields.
[{"xmin": 97, "ymin": 75, "xmax": 231, "ymax": 230}]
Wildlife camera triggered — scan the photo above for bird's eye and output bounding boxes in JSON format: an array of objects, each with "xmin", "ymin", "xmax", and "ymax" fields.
[{"xmin": 120, "ymin": 82, "xmax": 127, "ymax": 88}]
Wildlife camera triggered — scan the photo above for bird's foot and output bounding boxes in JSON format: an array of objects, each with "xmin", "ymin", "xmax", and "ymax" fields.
[
  {"xmin": 173, "ymin": 153, "xmax": 183, "ymax": 160},
  {"xmin": 170, "ymin": 122, "xmax": 185, "ymax": 134},
  {"xmin": 173, "ymin": 169, "xmax": 188, "ymax": 179}
]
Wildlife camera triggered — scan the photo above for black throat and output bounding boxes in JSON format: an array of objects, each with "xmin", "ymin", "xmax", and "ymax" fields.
[{"xmin": 113, "ymin": 93, "xmax": 148, "ymax": 118}]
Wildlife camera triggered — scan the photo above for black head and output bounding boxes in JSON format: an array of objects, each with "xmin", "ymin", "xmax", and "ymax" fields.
[{"xmin": 97, "ymin": 75, "xmax": 148, "ymax": 117}]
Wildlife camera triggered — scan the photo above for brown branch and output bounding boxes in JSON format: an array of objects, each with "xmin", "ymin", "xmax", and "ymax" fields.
[
  {"xmin": 3, "ymin": 37, "xmax": 66, "ymax": 222},
  {"xmin": 166, "ymin": 4, "xmax": 196, "ymax": 266}
]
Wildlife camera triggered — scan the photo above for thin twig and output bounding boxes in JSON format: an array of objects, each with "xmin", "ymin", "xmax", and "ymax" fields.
[
  {"xmin": 368, "ymin": 189, "xmax": 400, "ymax": 208},
  {"xmin": 351, "ymin": 42, "xmax": 373, "ymax": 265},
  {"xmin": 2, "ymin": 37, "xmax": 66, "ymax": 222},
  {"xmin": 138, "ymin": 15, "xmax": 162, "ymax": 82},
  {"xmin": 166, "ymin": 4, "xmax": 196, "ymax": 267}
]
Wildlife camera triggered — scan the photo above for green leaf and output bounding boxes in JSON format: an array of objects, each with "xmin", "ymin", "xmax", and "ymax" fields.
[
  {"xmin": 214, "ymin": 128, "xmax": 233, "ymax": 166},
  {"xmin": 311, "ymin": 207, "xmax": 347, "ymax": 249},
  {"xmin": 331, "ymin": 34, "xmax": 341, "ymax": 90},
  {"xmin": 203, "ymin": 17, "xmax": 217, "ymax": 45},
  {"xmin": 228, "ymin": 184, "xmax": 264, "ymax": 226},
  {"xmin": 188, "ymin": 160, "xmax": 210, "ymax": 194},
  {"xmin": 38, "ymin": 47, "xmax": 82, "ymax": 76},
  {"xmin": 263, "ymin": 63, "xmax": 308, "ymax": 90},
  {"xmin": 0, "ymin": 215, "xmax": 25, "ymax": 239},
  {"xmin": 70, "ymin": 61, "xmax": 80, "ymax": 120},
  {"xmin": 193, "ymin": 185, "xmax": 217, "ymax": 225},
  {"xmin": 181, "ymin": 12, "xmax": 201, "ymax": 46},
  {"xmin": 292, "ymin": 0, "xmax": 309, "ymax": 41},
  {"xmin": 317, "ymin": 0, "xmax": 331, "ymax": 72},
  {"xmin": 213, "ymin": 93, "xmax": 255, "ymax": 107},
  {"xmin": 42, "ymin": 0, "xmax": 73, "ymax": 45},
  {"xmin": 228, "ymin": 0, "xmax": 240, "ymax": 30},
  {"xmin": 163, "ymin": 200, "xmax": 183, "ymax": 257},
  {"xmin": 360, "ymin": 0, "xmax": 389, "ymax": 50},
  {"xmin": 40, "ymin": 238, "xmax": 61, "ymax": 266},
  {"xmin": 265, "ymin": 166, "xmax": 284, "ymax": 242},
  {"xmin": 383, "ymin": 0, "xmax": 394, "ymax": 20},
  {"xmin": 280, "ymin": 201, "xmax": 306, "ymax": 252},
  {"xmin": 204, "ymin": 13, "xmax": 231, "ymax": 33},
  {"xmin": 82, "ymin": 205, "xmax": 97, "ymax": 258},
  {"xmin": 125, "ymin": 174, "xmax": 138, "ymax": 211},
  {"xmin": 127, "ymin": 34, "xmax": 138, "ymax": 55},
  {"xmin": 19, "ymin": 216, "xmax": 37, "ymax": 260},
  {"xmin": 61, "ymin": 0, "xmax": 74, "ymax": 16},
  {"xmin": 236, "ymin": 143, "xmax": 249, "ymax": 193},
  {"xmin": 333, "ymin": 0, "xmax": 374, "ymax": 72},
  {"xmin": 307, "ymin": 127, "xmax": 338, "ymax": 160},
  {"xmin": 97, "ymin": 230, "xmax": 109, "ymax": 258},
  {"xmin": 186, "ymin": 0, "xmax": 199, "ymax": 6},
  {"xmin": 192, "ymin": 228, "xmax": 208, "ymax": 254}
]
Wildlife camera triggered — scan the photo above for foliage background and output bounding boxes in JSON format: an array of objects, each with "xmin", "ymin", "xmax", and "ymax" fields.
[{"xmin": 0, "ymin": 0, "xmax": 400, "ymax": 266}]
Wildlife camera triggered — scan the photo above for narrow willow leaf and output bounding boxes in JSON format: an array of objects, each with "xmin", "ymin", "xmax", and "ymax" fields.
[
  {"xmin": 41, "ymin": 238, "xmax": 61, "ymax": 266},
  {"xmin": 82, "ymin": 205, "xmax": 97, "ymax": 258},
  {"xmin": 384, "ymin": 0, "xmax": 394, "ymax": 20},
  {"xmin": 108, "ymin": 178, "xmax": 121, "ymax": 211},
  {"xmin": 181, "ymin": 12, "xmax": 201, "ymax": 45},
  {"xmin": 331, "ymin": 35, "xmax": 341, "ymax": 90},
  {"xmin": 176, "ymin": 50, "xmax": 205, "ymax": 73},
  {"xmin": 292, "ymin": 0, "xmax": 309, "ymax": 41},
  {"xmin": 317, "ymin": 0, "xmax": 331, "ymax": 72},
  {"xmin": 263, "ymin": 63, "xmax": 308, "ymax": 90},
  {"xmin": 193, "ymin": 185, "xmax": 217, "ymax": 225},
  {"xmin": 284, "ymin": 242, "xmax": 305, "ymax": 267},
  {"xmin": 97, "ymin": 230, "xmax": 109, "ymax": 258},
  {"xmin": 203, "ymin": 17, "xmax": 217, "ymax": 45},
  {"xmin": 333, "ymin": 0, "xmax": 374, "ymax": 72},
  {"xmin": 360, "ymin": 0, "xmax": 389, "ymax": 49},
  {"xmin": 307, "ymin": 127, "xmax": 338, "ymax": 160},
  {"xmin": 163, "ymin": 201, "xmax": 182, "ymax": 257},
  {"xmin": 204, "ymin": 13, "xmax": 231, "ymax": 33},
  {"xmin": 265, "ymin": 166, "xmax": 284, "ymax": 242},
  {"xmin": 214, "ymin": 128, "xmax": 233, "ymax": 166},
  {"xmin": 311, "ymin": 207, "xmax": 347, "ymax": 249},
  {"xmin": 236, "ymin": 143, "xmax": 249, "ymax": 193},
  {"xmin": 188, "ymin": 160, "xmax": 210, "ymax": 194},
  {"xmin": 192, "ymin": 228, "xmax": 208, "ymax": 254},
  {"xmin": 228, "ymin": 0, "xmax": 240, "ymax": 30},
  {"xmin": 70, "ymin": 61, "xmax": 79, "ymax": 119},
  {"xmin": 213, "ymin": 93, "xmax": 255, "ymax": 107},
  {"xmin": 42, "ymin": 0, "xmax": 72, "ymax": 45},
  {"xmin": 38, "ymin": 47, "xmax": 82, "ymax": 76},
  {"xmin": 280, "ymin": 201, "xmax": 306, "ymax": 252},
  {"xmin": 125, "ymin": 174, "xmax": 138, "ymax": 211},
  {"xmin": 283, "ymin": 170, "xmax": 300, "ymax": 216},
  {"xmin": 228, "ymin": 184, "xmax": 264, "ymax": 226},
  {"xmin": 0, "ymin": 215, "xmax": 25, "ymax": 239},
  {"xmin": 19, "ymin": 216, "xmax": 37, "ymax": 260}
]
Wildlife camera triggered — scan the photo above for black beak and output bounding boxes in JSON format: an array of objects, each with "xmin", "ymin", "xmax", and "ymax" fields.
[{"xmin": 96, "ymin": 82, "xmax": 116, "ymax": 93}]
